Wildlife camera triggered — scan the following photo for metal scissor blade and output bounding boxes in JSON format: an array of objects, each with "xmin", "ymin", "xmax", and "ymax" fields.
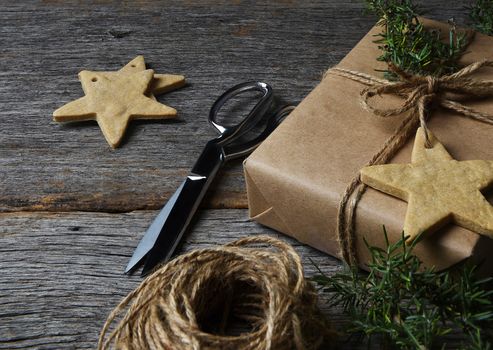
[
  {"xmin": 140, "ymin": 174, "xmax": 213, "ymax": 276},
  {"xmin": 124, "ymin": 181, "xmax": 186, "ymax": 274}
]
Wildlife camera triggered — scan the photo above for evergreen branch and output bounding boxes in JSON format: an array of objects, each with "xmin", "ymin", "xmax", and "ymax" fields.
[
  {"xmin": 313, "ymin": 229, "xmax": 493, "ymax": 349},
  {"xmin": 469, "ymin": 0, "xmax": 493, "ymax": 36},
  {"xmin": 363, "ymin": 0, "xmax": 470, "ymax": 79}
]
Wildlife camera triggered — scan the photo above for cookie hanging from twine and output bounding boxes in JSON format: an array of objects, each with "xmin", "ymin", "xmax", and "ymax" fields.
[
  {"xmin": 98, "ymin": 235, "xmax": 336, "ymax": 350},
  {"xmin": 361, "ymin": 127, "xmax": 493, "ymax": 243},
  {"xmin": 325, "ymin": 59, "xmax": 493, "ymax": 266}
]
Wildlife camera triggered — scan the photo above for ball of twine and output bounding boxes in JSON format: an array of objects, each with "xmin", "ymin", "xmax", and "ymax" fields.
[{"xmin": 98, "ymin": 235, "xmax": 336, "ymax": 350}]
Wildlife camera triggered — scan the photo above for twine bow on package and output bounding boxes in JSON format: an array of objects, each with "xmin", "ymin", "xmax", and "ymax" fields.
[{"xmin": 244, "ymin": 18, "xmax": 493, "ymax": 271}]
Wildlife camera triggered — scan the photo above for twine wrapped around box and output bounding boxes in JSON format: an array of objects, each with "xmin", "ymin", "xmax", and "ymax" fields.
[{"xmin": 326, "ymin": 59, "xmax": 493, "ymax": 265}]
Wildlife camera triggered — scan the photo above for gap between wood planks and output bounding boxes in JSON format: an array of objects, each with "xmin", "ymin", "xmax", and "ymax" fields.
[{"xmin": 0, "ymin": 191, "xmax": 248, "ymax": 214}]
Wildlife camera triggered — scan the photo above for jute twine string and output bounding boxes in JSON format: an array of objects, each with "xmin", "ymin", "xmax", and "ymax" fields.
[
  {"xmin": 325, "ymin": 59, "xmax": 493, "ymax": 266},
  {"xmin": 98, "ymin": 235, "xmax": 336, "ymax": 350}
]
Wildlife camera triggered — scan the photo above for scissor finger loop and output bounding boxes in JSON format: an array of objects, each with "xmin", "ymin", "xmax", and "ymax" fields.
[
  {"xmin": 222, "ymin": 104, "xmax": 296, "ymax": 161},
  {"xmin": 208, "ymin": 81, "xmax": 273, "ymax": 142}
]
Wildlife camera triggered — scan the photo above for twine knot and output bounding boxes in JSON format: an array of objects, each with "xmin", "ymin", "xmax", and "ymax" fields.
[
  {"xmin": 325, "ymin": 59, "xmax": 493, "ymax": 265},
  {"xmin": 426, "ymin": 75, "xmax": 439, "ymax": 94},
  {"xmin": 360, "ymin": 60, "xmax": 493, "ymax": 148}
]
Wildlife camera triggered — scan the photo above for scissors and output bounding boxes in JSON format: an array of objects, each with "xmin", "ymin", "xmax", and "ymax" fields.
[{"xmin": 125, "ymin": 81, "xmax": 294, "ymax": 276}]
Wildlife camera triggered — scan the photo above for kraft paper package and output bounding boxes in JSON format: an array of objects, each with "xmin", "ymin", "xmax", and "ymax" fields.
[{"xmin": 244, "ymin": 18, "xmax": 493, "ymax": 272}]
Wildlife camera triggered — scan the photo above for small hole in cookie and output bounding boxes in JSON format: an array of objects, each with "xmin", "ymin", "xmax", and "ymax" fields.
[
  {"xmin": 131, "ymin": 64, "xmax": 136, "ymax": 67},
  {"xmin": 91, "ymin": 77, "xmax": 98, "ymax": 82}
]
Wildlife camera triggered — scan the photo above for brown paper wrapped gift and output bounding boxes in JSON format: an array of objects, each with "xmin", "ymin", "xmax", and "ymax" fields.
[{"xmin": 244, "ymin": 18, "xmax": 493, "ymax": 271}]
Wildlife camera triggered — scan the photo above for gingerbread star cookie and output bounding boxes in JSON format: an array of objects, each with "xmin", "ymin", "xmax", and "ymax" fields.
[
  {"xmin": 360, "ymin": 127, "xmax": 493, "ymax": 243},
  {"xmin": 53, "ymin": 57, "xmax": 185, "ymax": 148}
]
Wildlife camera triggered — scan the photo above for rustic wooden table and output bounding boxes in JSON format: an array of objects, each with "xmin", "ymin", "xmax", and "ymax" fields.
[{"xmin": 0, "ymin": 1, "xmax": 471, "ymax": 349}]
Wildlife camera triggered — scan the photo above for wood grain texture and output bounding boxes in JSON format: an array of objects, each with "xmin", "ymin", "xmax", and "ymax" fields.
[
  {"xmin": 0, "ymin": 1, "xmax": 476, "ymax": 349},
  {"xmin": 1, "ymin": 0, "xmax": 469, "ymax": 212},
  {"xmin": 0, "ymin": 209, "xmax": 347, "ymax": 349}
]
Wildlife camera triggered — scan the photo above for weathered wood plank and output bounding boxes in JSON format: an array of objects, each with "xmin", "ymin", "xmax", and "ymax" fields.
[
  {"xmin": 0, "ymin": 2, "xmax": 478, "ymax": 349},
  {"xmin": 0, "ymin": 208, "xmax": 471, "ymax": 349},
  {"xmin": 0, "ymin": 0, "xmax": 341, "ymax": 212},
  {"xmin": 0, "ymin": 0, "xmax": 472, "ymax": 212},
  {"xmin": 0, "ymin": 209, "xmax": 347, "ymax": 349}
]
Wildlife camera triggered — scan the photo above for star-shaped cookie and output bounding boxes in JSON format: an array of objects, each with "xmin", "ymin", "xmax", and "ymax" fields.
[
  {"xmin": 360, "ymin": 127, "xmax": 493, "ymax": 243},
  {"xmin": 53, "ymin": 57, "xmax": 185, "ymax": 148}
]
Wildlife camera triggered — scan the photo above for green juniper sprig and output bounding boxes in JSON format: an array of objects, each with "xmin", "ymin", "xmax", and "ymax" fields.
[
  {"xmin": 313, "ymin": 229, "xmax": 493, "ymax": 349},
  {"xmin": 469, "ymin": 0, "xmax": 493, "ymax": 35},
  {"xmin": 363, "ymin": 0, "xmax": 470, "ymax": 79}
]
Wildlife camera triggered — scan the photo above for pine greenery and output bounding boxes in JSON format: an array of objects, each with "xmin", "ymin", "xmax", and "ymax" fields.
[
  {"xmin": 313, "ymin": 230, "xmax": 493, "ymax": 349},
  {"xmin": 470, "ymin": 0, "xmax": 493, "ymax": 35},
  {"xmin": 363, "ymin": 0, "xmax": 470, "ymax": 79}
]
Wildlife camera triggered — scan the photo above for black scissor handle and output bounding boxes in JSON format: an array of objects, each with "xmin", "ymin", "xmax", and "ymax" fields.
[{"xmin": 208, "ymin": 81, "xmax": 274, "ymax": 143}]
